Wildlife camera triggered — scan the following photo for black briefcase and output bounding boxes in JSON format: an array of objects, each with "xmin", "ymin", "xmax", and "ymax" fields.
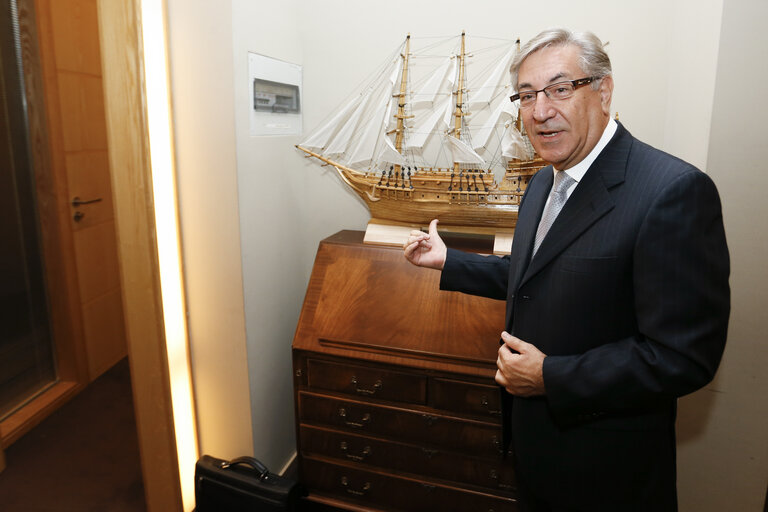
[{"xmin": 195, "ymin": 454, "xmax": 303, "ymax": 511}]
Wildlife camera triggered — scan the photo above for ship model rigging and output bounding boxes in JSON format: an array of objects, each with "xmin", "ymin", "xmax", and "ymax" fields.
[{"xmin": 296, "ymin": 32, "xmax": 546, "ymax": 235}]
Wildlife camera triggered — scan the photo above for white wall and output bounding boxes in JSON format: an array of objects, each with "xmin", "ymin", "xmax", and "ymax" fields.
[
  {"xmin": 168, "ymin": 1, "xmax": 767, "ymax": 508},
  {"xmin": 230, "ymin": 0, "xmax": 308, "ymax": 470},
  {"xmin": 661, "ymin": 0, "xmax": 724, "ymax": 171},
  {"xmin": 677, "ymin": 1, "xmax": 768, "ymax": 510},
  {"xmin": 166, "ymin": 0, "xmax": 254, "ymax": 461}
]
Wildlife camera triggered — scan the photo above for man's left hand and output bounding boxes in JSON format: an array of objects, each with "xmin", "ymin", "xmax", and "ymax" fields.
[{"xmin": 495, "ymin": 332, "xmax": 546, "ymax": 396}]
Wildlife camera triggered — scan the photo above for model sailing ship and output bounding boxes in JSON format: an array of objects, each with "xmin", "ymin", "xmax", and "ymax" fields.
[{"xmin": 296, "ymin": 32, "xmax": 546, "ymax": 230}]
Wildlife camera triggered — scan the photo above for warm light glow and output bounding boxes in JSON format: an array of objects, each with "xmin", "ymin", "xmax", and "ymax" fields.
[{"xmin": 140, "ymin": 1, "xmax": 198, "ymax": 510}]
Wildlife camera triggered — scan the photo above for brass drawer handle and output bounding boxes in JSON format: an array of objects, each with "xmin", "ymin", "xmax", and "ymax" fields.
[
  {"xmin": 421, "ymin": 448, "xmax": 439, "ymax": 459},
  {"xmin": 341, "ymin": 476, "xmax": 371, "ymax": 496},
  {"xmin": 422, "ymin": 414, "xmax": 438, "ymax": 426},
  {"xmin": 350, "ymin": 376, "xmax": 382, "ymax": 395},
  {"xmin": 340, "ymin": 441, "xmax": 371, "ymax": 461},
  {"xmin": 338, "ymin": 408, "xmax": 371, "ymax": 428},
  {"xmin": 480, "ymin": 395, "xmax": 502, "ymax": 415}
]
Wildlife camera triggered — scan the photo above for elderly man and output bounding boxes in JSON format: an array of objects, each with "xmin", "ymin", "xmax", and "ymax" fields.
[{"xmin": 404, "ymin": 28, "xmax": 729, "ymax": 512}]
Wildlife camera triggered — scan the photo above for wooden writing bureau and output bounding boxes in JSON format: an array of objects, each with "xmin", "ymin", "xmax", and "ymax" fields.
[{"xmin": 292, "ymin": 231, "xmax": 518, "ymax": 511}]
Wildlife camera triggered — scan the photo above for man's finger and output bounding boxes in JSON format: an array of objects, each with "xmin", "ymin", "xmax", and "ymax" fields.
[
  {"xmin": 498, "ymin": 343, "xmax": 513, "ymax": 361},
  {"xmin": 404, "ymin": 241, "xmax": 422, "ymax": 258},
  {"xmin": 500, "ymin": 332, "xmax": 525, "ymax": 353},
  {"xmin": 404, "ymin": 233, "xmax": 426, "ymax": 248},
  {"xmin": 408, "ymin": 230, "xmax": 428, "ymax": 244},
  {"xmin": 428, "ymin": 218, "xmax": 440, "ymax": 236}
]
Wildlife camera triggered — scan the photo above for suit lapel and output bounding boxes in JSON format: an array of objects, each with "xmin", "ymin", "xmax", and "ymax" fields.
[
  {"xmin": 509, "ymin": 166, "xmax": 552, "ymax": 292},
  {"xmin": 518, "ymin": 123, "xmax": 633, "ymax": 288}
]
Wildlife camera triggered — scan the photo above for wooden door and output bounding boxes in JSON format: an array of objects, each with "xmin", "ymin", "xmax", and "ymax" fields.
[{"xmin": 35, "ymin": 0, "xmax": 126, "ymax": 380}]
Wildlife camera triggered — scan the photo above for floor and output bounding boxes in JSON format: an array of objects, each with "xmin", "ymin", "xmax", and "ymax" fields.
[{"xmin": 0, "ymin": 357, "xmax": 146, "ymax": 512}]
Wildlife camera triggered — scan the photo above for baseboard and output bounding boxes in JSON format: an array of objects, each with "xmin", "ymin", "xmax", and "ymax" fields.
[{"xmin": 0, "ymin": 380, "xmax": 81, "ymax": 446}]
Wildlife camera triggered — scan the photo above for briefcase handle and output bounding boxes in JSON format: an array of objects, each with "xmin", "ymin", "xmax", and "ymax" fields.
[{"xmin": 219, "ymin": 456, "xmax": 269, "ymax": 481}]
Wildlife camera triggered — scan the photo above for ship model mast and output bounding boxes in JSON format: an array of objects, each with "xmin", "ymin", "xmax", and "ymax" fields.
[
  {"xmin": 392, "ymin": 34, "xmax": 411, "ymax": 185},
  {"xmin": 452, "ymin": 31, "xmax": 467, "ymax": 174}
]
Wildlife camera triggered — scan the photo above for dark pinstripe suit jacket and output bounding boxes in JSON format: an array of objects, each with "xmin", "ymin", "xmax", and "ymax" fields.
[{"xmin": 440, "ymin": 123, "xmax": 730, "ymax": 511}]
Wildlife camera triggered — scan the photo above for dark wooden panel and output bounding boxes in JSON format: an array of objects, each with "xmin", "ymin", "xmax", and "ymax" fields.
[
  {"xmin": 300, "ymin": 425, "xmax": 516, "ymax": 493},
  {"xmin": 299, "ymin": 392, "xmax": 502, "ymax": 459},
  {"xmin": 307, "ymin": 358, "xmax": 427, "ymax": 405},
  {"xmin": 302, "ymin": 457, "xmax": 518, "ymax": 512}
]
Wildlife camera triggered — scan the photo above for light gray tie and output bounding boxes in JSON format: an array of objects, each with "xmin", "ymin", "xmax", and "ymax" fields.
[{"xmin": 533, "ymin": 171, "xmax": 576, "ymax": 256}]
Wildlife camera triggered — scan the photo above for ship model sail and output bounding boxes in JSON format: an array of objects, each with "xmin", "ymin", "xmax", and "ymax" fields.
[{"xmin": 296, "ymin": 33, "xmax": 545, "ymax": 230}]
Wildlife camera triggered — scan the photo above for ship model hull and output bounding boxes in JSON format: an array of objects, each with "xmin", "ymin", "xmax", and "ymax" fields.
[
  {"xmin": 297, "ymin": 145, "xmax": 544, "ymax": 229},
  {"xmin": 367, "ymin": 197, "xmax": 518, "ymax": 228}
]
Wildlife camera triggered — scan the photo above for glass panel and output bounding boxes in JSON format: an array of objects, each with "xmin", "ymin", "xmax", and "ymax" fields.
[{"xmin": 0, "ymin": 0, "xmax": 57, "ymax": 420}]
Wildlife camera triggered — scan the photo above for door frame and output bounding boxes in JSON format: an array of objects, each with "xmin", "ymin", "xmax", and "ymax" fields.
[{"xmin": 96, "ymin": 1, "xmax": 185, "ymax": 510}]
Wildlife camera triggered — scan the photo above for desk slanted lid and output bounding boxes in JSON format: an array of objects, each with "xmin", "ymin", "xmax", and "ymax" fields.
[{"xmin": 293, "ymin": 231, "xmax": 505, "ymax": 376}]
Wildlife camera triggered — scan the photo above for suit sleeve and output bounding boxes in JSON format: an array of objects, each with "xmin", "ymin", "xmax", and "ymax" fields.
[
  {"xmin": 543, "ymin": 170, "xmax": 730, "ymax": 421},
  {"xmin": 439, "ymin": 248, "xmax": 510, "ymax": 301}
]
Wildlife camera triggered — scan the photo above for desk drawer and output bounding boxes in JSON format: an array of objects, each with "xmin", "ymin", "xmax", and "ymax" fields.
[
  {"xmin": 299, "ymin": 392, "xmax": 503, "ymax": 458},
  {"xmin": 300, "ymin": 425, "xmax": 516, "ymax": 492},
  {"xmin": 302, "ymin": 457, "xmax": 518, "ymax": 512},
  {"xmin": 430, "ymin": 377, "xmax": 502, "ymax": 418},
  {"xmin": 307, "ymin": 358, "xmax": 427, "ymax": 405}
]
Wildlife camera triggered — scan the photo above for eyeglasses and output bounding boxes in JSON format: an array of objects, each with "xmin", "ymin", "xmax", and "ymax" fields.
[{"xmin": 510, "ymin": 77, "xmax": 599, "ymax": 109}]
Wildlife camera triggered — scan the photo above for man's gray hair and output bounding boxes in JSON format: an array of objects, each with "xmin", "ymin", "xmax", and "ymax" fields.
[{"xmin": 510, "ymin": 28, "xmax": 612, "ymax": 90}]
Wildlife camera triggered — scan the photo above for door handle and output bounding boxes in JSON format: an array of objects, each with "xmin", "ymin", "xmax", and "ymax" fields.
[{"xmin": 71, "ymin": 196, "xmax": 102, "ymax": 207}]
